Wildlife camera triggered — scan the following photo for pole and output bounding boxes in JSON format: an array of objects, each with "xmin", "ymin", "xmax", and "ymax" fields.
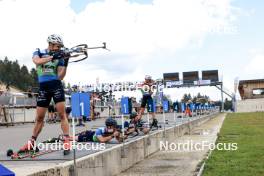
[
  {"xmin": 181, "ymin": 110, "xmax": 184, "ymax": 124},
  {"xmin": 122, "ymin": 114, "xmax": 125, "ymax": 138},
  {"xmin": 121, "ymin": 114, "xmax": 125, "ymax": 158},
  {"xmin": 191, "ymin": 105, "xmax": 193, "ymax": 120},
  {"xmin": 221, "ymin": 83, "xmax": 224, "ymax": 112},
  {"xmin": 163, "ymin": 109, "xmax": 166, "ymax": 137},
  {"xmin": 173, "ymin": 110, "xmax": 176, "ymax": 127},
  {"xmin": 147, "ymin": 112, "xmax": 151, "ymax": 145},
  {"xmin": 23, "ymin": 96, "xmax": 26, "ymax": 124},
  {"xmin": 173, "ymin": 110, "xmax": 177, "ymax": 136},
  {"xmin": 232, "ymin": 94, "xmax": 236, "ymax": 112},
  {"xmin": 147, "ymin": 112, "xmax": 150, "ymax": 128},
  {"xmin": 72, "ymin": 115, "xmax": 77, "ymax": 176},
  {"xmin": 12, "ymin": 95, "xmax": 15, "ymax": 124}
]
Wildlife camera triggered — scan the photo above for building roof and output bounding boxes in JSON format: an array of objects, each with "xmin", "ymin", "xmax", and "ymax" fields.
[{"xmin": 239, "ymin": 79, "xmax": 264, "ymax": 85}]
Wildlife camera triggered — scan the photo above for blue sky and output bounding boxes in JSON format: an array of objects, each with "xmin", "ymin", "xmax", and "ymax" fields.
[
  {"xmin": 70, "ymin": 0, "xmax": 102, "ymax": 13},
  {"xmin": 70, "ymin": 0, "xmax": 154, "ymax": 13}
]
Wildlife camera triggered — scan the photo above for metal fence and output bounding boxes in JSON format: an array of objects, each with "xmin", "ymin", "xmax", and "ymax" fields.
[{"xmin": 0, "ymin": 93, "xmax": 37, "ymax": 125}]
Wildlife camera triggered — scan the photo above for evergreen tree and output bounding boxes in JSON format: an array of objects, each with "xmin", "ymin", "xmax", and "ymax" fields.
[{"xmin": 0, "ymin": 57, "xmax": 38, "ymax": 91}]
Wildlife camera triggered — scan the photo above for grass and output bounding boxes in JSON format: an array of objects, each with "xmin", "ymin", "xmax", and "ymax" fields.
[{"xmin": 203, "ymin": 112, "xmax": 264, "ymax": 176}]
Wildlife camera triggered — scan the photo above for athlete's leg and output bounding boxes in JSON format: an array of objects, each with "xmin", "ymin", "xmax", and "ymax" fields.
[
  {"xmin": 32, "ymin": 89, "xmax": 51, "ymax": 139},
  {"xmin": 20, "ymin": 109, "xmax": 45, "ymax": 151},
  {"xmin": 148, "ymin": 97, "xmax": 156, "ymax": 120},
  {"xmin": 56, "ymin": 101, "xmax": 71, "ymax": 153},
  {"xmin": 56, "ymin": 102, "xmax": 69, "ymax": 135},
  {"xmin": 32, "ymin": 107, "xmax": 47, "ymax": 138},
  {"xmin": 136, "ymin": 95, "xmax": 148, "ymax": 121},
  {"xmin": 52, "ymin": 81, "xmax": 69, "ymax": 136}
]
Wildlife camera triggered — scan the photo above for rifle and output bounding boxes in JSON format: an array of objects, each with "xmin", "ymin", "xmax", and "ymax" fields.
[{"xmin": 54, "ymin": 42, "xmax": 110, "ymax": 63}]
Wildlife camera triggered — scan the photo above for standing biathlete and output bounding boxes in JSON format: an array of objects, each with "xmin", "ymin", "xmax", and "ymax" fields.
[
  {"xmin": 20, "ymin": 34, "xmax": 71, "ymax": 154},
  {"xmin": 135, "ymin": 75, "xmax": 157, "ymax": 123}
]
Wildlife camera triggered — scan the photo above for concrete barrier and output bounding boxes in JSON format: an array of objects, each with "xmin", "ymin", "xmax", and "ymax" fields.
[
  {"xmin": 236, "ymin": 98, "xmax": 264, "ymax": 112},
  {"xmin": 28, "ymin": 113, "xmax": 219, "ymax": 176}
]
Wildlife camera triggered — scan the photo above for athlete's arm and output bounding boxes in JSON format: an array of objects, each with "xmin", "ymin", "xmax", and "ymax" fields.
[
  {"xmin": 126, "ymin": 127, "xmax": 136, "ymax": 135},
  {"xmin": 57, "ymin": 66, "xmax": 67, "ymax": 80},
  {"xmin": 57, "ymin": 58, "xmax": 69, "ymax": 80},
  {"xmin": 94, "ymin": 128, "xmax": 113, "ymax": 143},
  {"xmin": 96, "ymin": 135, "xmax": 113, "ymax": 143},
  {"xmin": 32, "ymin": 55, "xmax": 53, "ymax": 65}
]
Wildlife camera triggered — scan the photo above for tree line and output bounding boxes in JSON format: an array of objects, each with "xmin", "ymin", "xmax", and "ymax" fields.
[
  {"xmin": 181, "ymin": 93, "xmax": 232, "ymax": 111},
  {"xmin": 0, "ymin": 57, "xmax": 38, "ymax": 91},
  {"xmin": 181, "ymin": 93, "xmax": 210, "ymax": 104}
]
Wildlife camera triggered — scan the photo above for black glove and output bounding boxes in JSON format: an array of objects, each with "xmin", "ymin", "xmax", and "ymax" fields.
[
  {"xmin": 64, "ymin": 58, "xmax": 69, "ymax": 67},
  {"xmin": 51, "ymin": 51, "xmax": 64, "ymax": 60}
]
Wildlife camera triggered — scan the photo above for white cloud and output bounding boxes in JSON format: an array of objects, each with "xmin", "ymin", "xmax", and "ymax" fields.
[
  {"xmin": 245, "ymin": 50, "xmax": 264, "ymax": 77},
  {"xmin": 0, "ymin": 0, "xmax": 239, "ymax": 100}
]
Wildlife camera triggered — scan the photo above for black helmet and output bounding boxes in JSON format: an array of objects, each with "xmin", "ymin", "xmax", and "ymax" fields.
[
  {"xmin": 105, "ymin": 117, "xmax": 117, "ymax": 127},
  {"xmin": 130, "ymin": 112, "xmax": 137, "ymax": 119}
]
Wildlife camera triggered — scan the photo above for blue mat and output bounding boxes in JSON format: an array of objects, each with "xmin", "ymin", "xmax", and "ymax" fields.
[{"xmin": 0, "ymin": 164, "xmax": 15, "ymax": 176}]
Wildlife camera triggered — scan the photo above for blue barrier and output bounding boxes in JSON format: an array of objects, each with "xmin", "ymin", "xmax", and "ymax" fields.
[
  {"xmin": 163, "ymin": 100, "xmax": 169, "ymax": 112},
  {"xmin": 71, "ymin": 93, "xmax": 90, "ymax": 118},
  {"xmin": 121, "ymin": 97, "xmax": 130, "ymax": 114}
]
